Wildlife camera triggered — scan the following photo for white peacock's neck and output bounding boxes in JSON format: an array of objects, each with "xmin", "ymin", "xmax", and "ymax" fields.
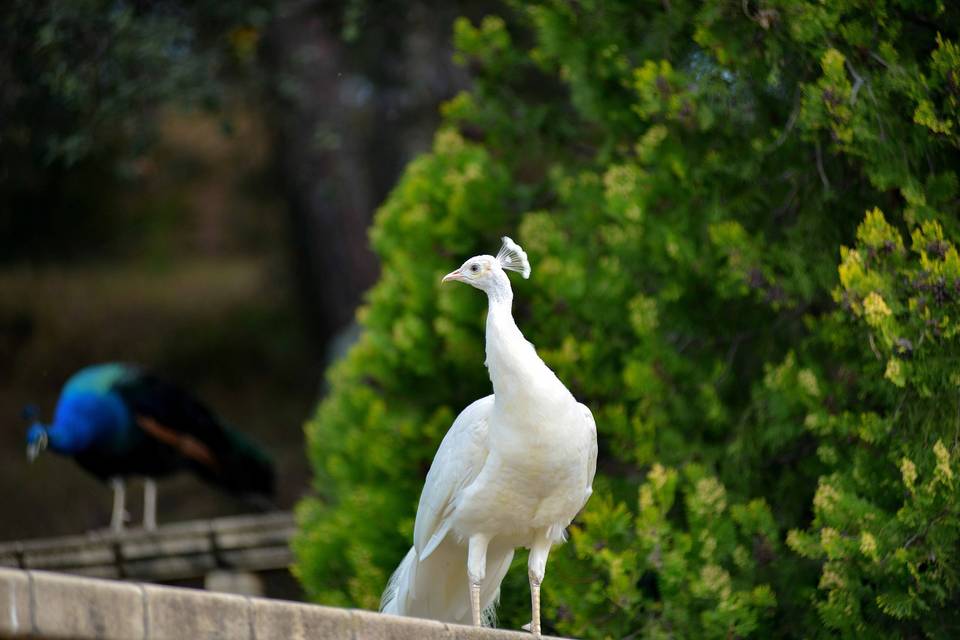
[{"xmin": 483, "ymin": 280, "xmax": 566, "ymax": 411}]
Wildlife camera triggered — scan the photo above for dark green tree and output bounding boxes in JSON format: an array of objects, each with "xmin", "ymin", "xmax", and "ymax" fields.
[
  {"xmin": 0, "ymin": 0, "xmax": 270, "ymax": 260},
  {"xmin": 296, "ymin": 1, "xmax": 960, "ymax": 637}
]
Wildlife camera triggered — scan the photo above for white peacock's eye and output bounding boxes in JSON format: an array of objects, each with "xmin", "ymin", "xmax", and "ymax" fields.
[{"xmin": 470, "ymin": 263, "xmax": 480, "ymax": 274}]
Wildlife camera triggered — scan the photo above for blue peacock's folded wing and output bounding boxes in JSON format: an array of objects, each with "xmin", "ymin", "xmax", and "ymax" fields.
[{"xmin": 113, "ymin": 372, "xmax": 275, "ymax": 499}]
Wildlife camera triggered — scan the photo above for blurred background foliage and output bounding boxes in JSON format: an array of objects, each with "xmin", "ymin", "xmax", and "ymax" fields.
[
  {"xmin": 0, "ymin": 0, "xmax": 473, "ymax": 543},
  {"xmin": 294, "ymin": 1, "xmax": 960, "ymax": 638}
]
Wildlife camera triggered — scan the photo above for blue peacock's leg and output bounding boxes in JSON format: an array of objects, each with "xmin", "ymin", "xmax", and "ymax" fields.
[
  {"xmin": 110, "ymin": 477, "xmax": 126, "ymax": 532},
  {"xmin": 143, "ymin": 478, "xmax": 157, "ymax": 531}
]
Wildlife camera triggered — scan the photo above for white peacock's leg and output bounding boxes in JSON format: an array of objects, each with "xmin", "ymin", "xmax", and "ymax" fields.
[
  {"xmin": 527, "ymin": 533, "xmax": 553, "ymax": 637},
  {"xmin": 143, "ymin": 478, "xmax": 157, "ymax": 531},
  {"xmin": 110, "ymin": 477, "xmax": 126, "ymax": 532},
  {"xmin": 529, "ymin": 578, "xmax": 540, "ymax": 637},
  {"xmin": 467, "ymin": 533, "xmax": 490, "ymax": 626}
]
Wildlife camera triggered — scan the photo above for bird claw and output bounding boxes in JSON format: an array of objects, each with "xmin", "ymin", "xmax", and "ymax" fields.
[{"xmin": 521, "ymin": 621, "xmax": 542, "ymax": 636}]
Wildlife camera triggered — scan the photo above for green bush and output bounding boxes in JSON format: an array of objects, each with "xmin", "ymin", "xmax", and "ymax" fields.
[{"xmin": 295, "ymin": 1, "xmax": 960, "ymax": 637}]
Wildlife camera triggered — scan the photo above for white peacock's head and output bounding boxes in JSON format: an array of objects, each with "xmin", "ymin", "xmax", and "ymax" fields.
[
  {"xmin": 442, "ymin": 255, "xmax": 499, "ymax": 290},
  {"xmin": 441, "ymin": 237, "xmax": 531, "ymax": 292}
]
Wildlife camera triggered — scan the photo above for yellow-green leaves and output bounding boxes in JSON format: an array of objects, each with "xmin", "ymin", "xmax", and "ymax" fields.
[
  {"xmin": 857, "ymin": 207, "xmax": 905, "ymax": 254},
  {"xmin": 631, "ymin": 465, "xmax": 777, "ymax": 639},
  {"xmin": 884, "ymin": 357, "xmax": 906, "ymax": 387},
  {"xmin": 863, "ymin": 292, "xmax": 892, "ymax": 326},
  {"xmin": 633, "ymin": 60, "xmax": 680, "ymax": 120},
  {"xmin": 837, "ymin": 210, "xmax": 960, "ymax": 393},
  {"xmin": 934, "ymin": 439, "xmax": 954, "ymax": 485},
  {"xmin": 801, "ymin": 48, "xmax": 854, "ymax": 148},
  {"xmin": 901, "ymin": 457, "xmax": 918, "ymax": 492},
  {"xmin": 627, "ymin": 294, "xmax": 658, "ymax": 337},
  {"xmin": 602, "ymin": 163, "xmax": 646, "ymax": 222},
  {"xmin": 452, "ymin": 16, "xmax": 512, "ymax": 68},
  {"xmin": 914, "ymin": 34, "xmax": 960, "ymax": 146},
  {"xmin": 912, "ymin": 219, "xmax": 960, "ymax": 281},
  {"xmin": 638, "ymin": 463, "xmax": 677, "ymax": 524},
  {"xmin": 631, "ymin": 59, "xmax": 714, "ymax": 131}
]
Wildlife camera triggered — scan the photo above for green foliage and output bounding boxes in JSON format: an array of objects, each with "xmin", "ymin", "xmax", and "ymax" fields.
[
  {"xmin": 557, "ymin": 465, "xmax": 779, "ymax": 639},
  {"xmin": 0, "ymin": 0, "xmax": 270, "ymax": 261},
  {"xmin": 297, "ymin": 1, "xmax": 960, "ymax": 637},
  {"xmin": 787, "ymin": 211, "xmax": 960, "ymax": 636},
  {"xmin": 1, "ymin": 0, "xmax": 269, "ymax": 168}
]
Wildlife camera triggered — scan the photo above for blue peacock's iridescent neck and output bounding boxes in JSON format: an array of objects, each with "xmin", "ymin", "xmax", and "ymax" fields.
[{"xmin": 47, "ymin": 389, "xmax": 131, "ymax": 454}]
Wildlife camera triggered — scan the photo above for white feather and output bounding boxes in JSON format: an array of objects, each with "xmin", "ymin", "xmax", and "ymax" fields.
[{"xmin": 497, "ymin": 236, "xmax": 531, "ymax": 279}]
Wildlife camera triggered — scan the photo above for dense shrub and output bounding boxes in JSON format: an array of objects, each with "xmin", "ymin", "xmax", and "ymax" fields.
[{"xmin": 295, "ymin": 1, "xmax": 960, "ymax": 637}]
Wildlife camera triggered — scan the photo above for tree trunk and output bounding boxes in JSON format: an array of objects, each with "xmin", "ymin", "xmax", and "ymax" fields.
[{"xmin": 264, "ymin": 2, "xmax": 469, "ymax": 348}]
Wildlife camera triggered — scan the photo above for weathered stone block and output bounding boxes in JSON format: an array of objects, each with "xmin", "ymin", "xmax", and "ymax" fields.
[
  {"xmin": 445, "ymin": 622, "xmax": 559, "ymax": 640},
  {"xmin": 251, "ymin": 598, "xmax": 352, "ymax": 640},
  {"xmin": 32, "ymin": 569, "xmax": 145, "ymax": 640},
  {"xmin": 352, "ymin": 609, "xmax": 451, "ymax": 640},
  {"xmin": 0, "ymin": 568, "xmax": 31, "ymax": 636},
  {"xmin": 144, "ymin": 584, "xmax": 250, "ymax": 640}
]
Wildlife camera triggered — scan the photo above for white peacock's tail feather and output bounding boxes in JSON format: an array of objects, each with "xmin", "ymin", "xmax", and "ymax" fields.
[{"xmin": 496, "ymin": 236, "xmax": 531, "ymax": 279}]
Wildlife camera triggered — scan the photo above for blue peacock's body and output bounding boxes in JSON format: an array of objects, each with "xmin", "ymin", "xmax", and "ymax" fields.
[{"xmin": 26, "ymin": 363, "xmax": 275, "ymax": 528}]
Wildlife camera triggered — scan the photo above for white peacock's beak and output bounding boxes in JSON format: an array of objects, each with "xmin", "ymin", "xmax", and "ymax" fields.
[{"xmin": 442, "ymin": 269, "xmax": 463, "ymax": 284}]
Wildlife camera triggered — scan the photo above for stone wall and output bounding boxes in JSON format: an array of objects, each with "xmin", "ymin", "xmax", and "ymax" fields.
[{"xmin": 0, "ymin": 568, "xmax": 563, "ymax": 640}]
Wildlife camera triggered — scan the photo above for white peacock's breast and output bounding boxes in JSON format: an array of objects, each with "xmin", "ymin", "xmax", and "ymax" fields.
[{"xmin": 451, "ymin": 433, "xmax": 591, "ymax": 542}]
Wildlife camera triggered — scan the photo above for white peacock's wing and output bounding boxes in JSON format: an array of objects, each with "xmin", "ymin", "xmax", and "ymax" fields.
[
  {"xmin": 413, "ymin": 395, "xmax": 494, "ymax": 561},
  {"xmin": 579, "ymin": 402, "xmax": 598, "ymax": 511}
]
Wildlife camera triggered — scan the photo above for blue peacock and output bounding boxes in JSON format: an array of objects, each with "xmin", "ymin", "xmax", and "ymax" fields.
[{"xmin": 25, "ymin": 363, "xmax": 275, "ymax": 531}]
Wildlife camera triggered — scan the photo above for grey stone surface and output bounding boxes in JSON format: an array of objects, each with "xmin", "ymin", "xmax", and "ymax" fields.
[
  {"xmin": 353, "ymin": 609, "xmax": 451, "ymax": 640},
  {"xmin": 0, "ymin": 568, "xmax": 30, "ymax": 636},
  {"xmin": 32, "ymin": 569, "xmax": 145, "ymax": 640},
  {"xmin": 0, "ymin": 513, "xmax": 294, "ymax": 584},
  {"xmin": 0, "ymin": 568, "xmax": 572, "ymax": 640},
  {"xmin": 144, "ymin": 583, "xmax": 250, "ymax": 640},
  {"xmin": 446, "ymin": 624, "xmax": 539, "ymax": 640},
  {"xmin": 446, "ymin": 622, "xmax": 566, "ymax": 640},
  {"xmin": 251, "ymin": 598, "xmax": 352, "ymax": 640},
  {"xmin": 205, "ymin": 570, "xmax": 264, "ymax": 597}
]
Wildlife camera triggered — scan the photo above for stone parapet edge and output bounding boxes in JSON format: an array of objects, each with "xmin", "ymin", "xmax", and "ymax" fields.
[{"xmin": 0, "ymin": 567, "xmax": 566, "ymax": 640}]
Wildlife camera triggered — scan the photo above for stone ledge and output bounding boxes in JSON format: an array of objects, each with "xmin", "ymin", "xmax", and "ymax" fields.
[
  {"xmin": 0, "ymin": 568, "xmax": 565, "ymax": 640},
  {"xmin": 0, "ymin": 513, "xmax": 294, "ymax": 583}
]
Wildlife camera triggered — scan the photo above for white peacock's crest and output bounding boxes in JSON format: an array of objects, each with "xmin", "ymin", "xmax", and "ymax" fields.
[{"xmin": 496, "ymin": 236, "xmax": 531, "ymax": 279}]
